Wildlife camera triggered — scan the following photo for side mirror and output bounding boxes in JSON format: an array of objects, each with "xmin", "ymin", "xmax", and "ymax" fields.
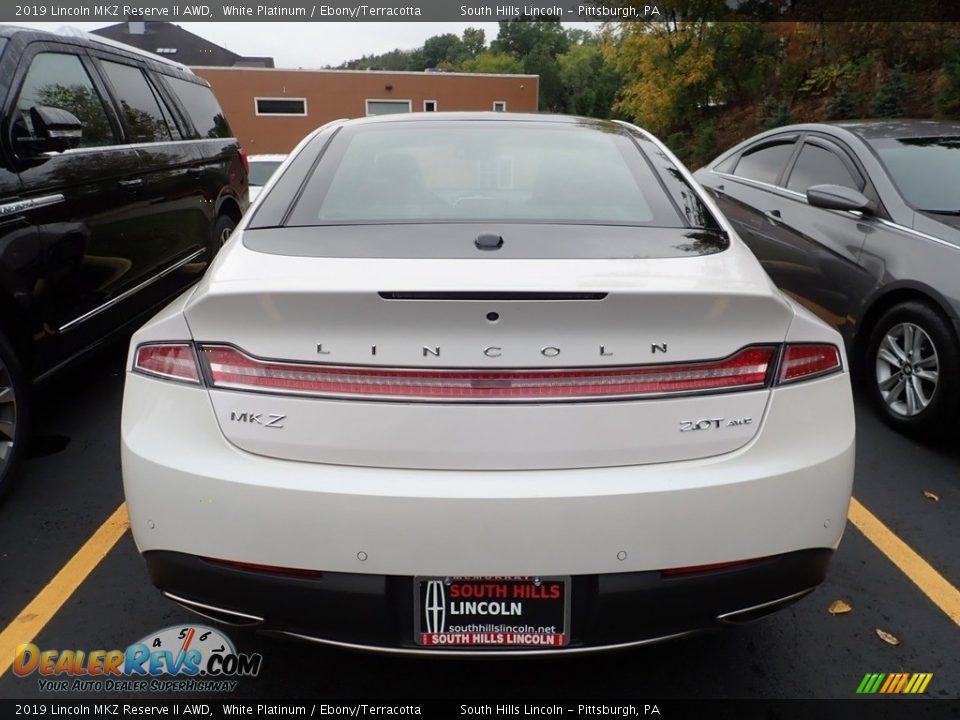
[
  {"xmin": 20, "ymin": 106, "xmax": 83, "ymax": 154},
  {"xmin": 806, "ymin": 184, "xmax": 874, "ymax": 215}
]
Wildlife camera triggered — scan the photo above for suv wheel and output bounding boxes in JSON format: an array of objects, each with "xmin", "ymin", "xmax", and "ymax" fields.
[
  {"xmin": 865, "ymin": 301, "xmax": 960, "ymax": 436},
  {"xmin": 0, "ymin": 331, "xmax": 27, "ymax": 500},
  {"xmin": 212, "ymin": 214, "xmax": 237, "ymax": 255}
]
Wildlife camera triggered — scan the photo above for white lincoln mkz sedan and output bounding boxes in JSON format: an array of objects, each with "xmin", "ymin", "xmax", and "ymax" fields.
[{"xmin": 121, "ymin": 113, "xmax": 855, "ymax": 654}]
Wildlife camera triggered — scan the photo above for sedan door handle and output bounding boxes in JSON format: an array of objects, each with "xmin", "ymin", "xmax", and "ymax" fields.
[
  {"xmin": 765, "ymin": 209, "xmax": 781, "ymax": 219},
  {"xmin": 188, "ymin": 167, "xmax": 204, "ymax": 177},
  {"xmin": 118, "ymin": 179, "xmax": 143, "ymax": 192}
]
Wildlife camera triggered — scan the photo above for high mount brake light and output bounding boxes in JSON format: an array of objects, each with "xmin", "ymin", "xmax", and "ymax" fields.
[
  {"xmin": 196, "ymin": 345, "xmax": 778, "ymax": 402},
  {"xmin": 133, "ymin": 344, "xmax": 201, "ymax": 384}
]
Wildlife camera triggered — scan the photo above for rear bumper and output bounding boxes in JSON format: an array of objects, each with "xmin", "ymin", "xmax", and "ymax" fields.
[
  {"xmin": 121, "ymin": 370, "xmax": 854, "ymax": 577},
  {"xmin": 146, "ymin": 548, "xmax": 832, "ymax": 654}
]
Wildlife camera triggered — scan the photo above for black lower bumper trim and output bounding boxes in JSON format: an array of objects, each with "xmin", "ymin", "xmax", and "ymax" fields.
[{"xmin": 143, "ymin": 548, "xmax": 833, "ymax": 651}]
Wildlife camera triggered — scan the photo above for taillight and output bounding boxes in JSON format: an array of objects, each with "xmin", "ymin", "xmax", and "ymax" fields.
[
  {"xmin": 778, "ymin": 344, "xmax": 842, "ymax": 384},
  {"xmin": 197, "ymin": 344, "xmax": 777, "ymax": 402},
  {"xmin": 133, "ymin": 343, "xmax": 201, "ymax": 384},
  {"xmin": 239, "ymin": 147, "xmax": 249, "ymax": 175}
]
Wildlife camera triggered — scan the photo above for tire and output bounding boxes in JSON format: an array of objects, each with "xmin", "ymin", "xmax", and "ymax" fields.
[
  {"xmin": 0, "ymin": 331, "xmax": 28, "ymax": 502},
  {"xmin": 864, "ymin": 301, "xmax": 960, "ymax": 437},
  {"xmin": 211, "ymin": 214, "xmax": 237, "ymax": 257}
]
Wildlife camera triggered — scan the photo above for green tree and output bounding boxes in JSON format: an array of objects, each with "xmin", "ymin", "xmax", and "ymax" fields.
[
  {"xmin": 460, "ymin": 52, "xmax": 524, "ymax": 75},
  {"xmin": 757, "ymin": 96, "xmax": 792, "ymax": 129},
  {"xmin": 691, "ymin": 122, "xmax": 719, "ymax": 167},
  {"xmin": 871, "ymin": 64, "xmax": 908, "ymax": 118},
  {"xmin": 491, "ymin": 18, "xmax": 569, "ymax": 59},
  {"xmin": 423, "ymin": 33, "xmax": 466, "ymax": 69},
  {"xmin": 461, "ymin": 28, "xmax": 486, "ymax": 59},
  {"xmin": 557, "ymin": 43, "xmax": 621, "ymax": 118},
  {"xmin": 825, "ymin": 86, "xmax": 858, "ymax": 120},
  {"xmin": 935, "ymin": 46, "xmax": 960, "ymax": 119}
]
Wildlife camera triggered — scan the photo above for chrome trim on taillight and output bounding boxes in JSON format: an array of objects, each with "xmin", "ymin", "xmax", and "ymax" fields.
[
  {"xmin": 195, "ymin": 343, "xmax": 780, "ymax": 404},
  {"xmin": 133, "ymin": 342, "xmax": 202, "ymax": 385}
]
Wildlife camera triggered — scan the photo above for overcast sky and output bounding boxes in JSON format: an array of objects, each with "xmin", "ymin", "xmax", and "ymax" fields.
[{"xmin": 10, "ymin": 22, "xmax": 591, "ymax": 68}]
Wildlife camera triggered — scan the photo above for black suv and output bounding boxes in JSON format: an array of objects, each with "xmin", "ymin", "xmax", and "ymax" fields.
[{"xmin": 0, "ymin": 26, "xmax": 248, "ymax": 496}]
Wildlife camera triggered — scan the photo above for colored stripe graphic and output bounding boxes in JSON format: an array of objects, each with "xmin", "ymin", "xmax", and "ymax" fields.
[{"xmin": 857, "ymin": 672, "xmax": 933, "ymax": 694}]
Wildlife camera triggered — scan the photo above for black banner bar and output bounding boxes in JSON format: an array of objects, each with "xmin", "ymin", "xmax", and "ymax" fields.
[
  {"xmin": 4, "ymin": 0, "xmax": 960, "ymax": 23},
  {"xmin": 3, "ymin": 700, "xmax": 960, "ymax": 719}
]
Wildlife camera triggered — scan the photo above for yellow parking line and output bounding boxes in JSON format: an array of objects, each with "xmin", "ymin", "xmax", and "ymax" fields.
[
  {"xmin": 848, "ymin": 497, "xmax": 960, "ymax": 626},
  {"xmin": 0, "ymin": 503, "xmax": 129, "ymax": 678}
]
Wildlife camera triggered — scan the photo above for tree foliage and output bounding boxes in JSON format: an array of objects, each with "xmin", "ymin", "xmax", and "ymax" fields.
[
  {"xmin": 872, "ymin": 64, "xmax": 908, "ymax": 118},
  {"xmin": 333, "ymin": 20, "xmax": 959, "ymax": 142},
  {"xmin": 935, "ymin": 46, "xmax": 960, "ymax": 119}
]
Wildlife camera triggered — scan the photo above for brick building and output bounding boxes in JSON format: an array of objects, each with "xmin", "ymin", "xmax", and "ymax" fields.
[{"xmin": 192, "ymin": 67, "xmax": 539, "ymax": 154}]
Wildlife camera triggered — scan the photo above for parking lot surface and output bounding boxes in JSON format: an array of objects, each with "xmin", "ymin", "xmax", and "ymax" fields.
[{"xmin": 0, "ymin": 341, "xmax": 958, "ymax": 699}]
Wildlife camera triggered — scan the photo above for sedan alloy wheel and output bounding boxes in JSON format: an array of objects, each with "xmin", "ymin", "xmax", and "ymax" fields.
[
  {"xmin": 866, "ymin": 301, "xmax": 960, "ymax": 436},
  {"xmin": 875, "ymin": 322, "xmax": 939, "ymax": 417}
]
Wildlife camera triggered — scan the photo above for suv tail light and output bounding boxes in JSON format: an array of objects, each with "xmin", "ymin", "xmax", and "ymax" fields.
[
  {"xmin": 239, "ymin": 147, "xmax": 249, "ymax": 175},
  {"xmin": 132, "ymin": 342, "xmax": 842, "ymax": 398},
  {"xmin": 133, "ymin": 343, "xmax": 201, "ymax": 384},
  {"xmin": 778, "ymin": 344, "xmax": 842, "ymax": 384}
]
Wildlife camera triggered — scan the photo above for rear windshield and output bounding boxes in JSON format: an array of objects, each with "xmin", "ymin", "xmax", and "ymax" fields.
[
  {"xmin": 871, "ymin": 136, "xmax": 960, "ymax": 212},
  {"xmin": 285, "ymin": 121, "xmax": 686, "ymax": 227}
]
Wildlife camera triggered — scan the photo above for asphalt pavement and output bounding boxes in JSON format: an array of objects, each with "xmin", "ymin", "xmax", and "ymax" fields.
[{"xmin": 0, "ymin": 340, "xmax": 957, "ymax": 700}]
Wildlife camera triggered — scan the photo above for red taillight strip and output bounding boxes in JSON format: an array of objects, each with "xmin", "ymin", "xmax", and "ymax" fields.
[
  {"xmin": 198, "ymin": 345, "xmax": 777, "ymax": 402},
  {"xmin": 778, "ymin": 344, "xmax": 842, "ymax": 384},
  {"xmin": 134, "ymin": 343, "xmax": 200, "ymax": 384}
]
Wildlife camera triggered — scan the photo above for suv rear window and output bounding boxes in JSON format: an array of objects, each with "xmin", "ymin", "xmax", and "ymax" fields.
[
  {"xmin": 166, "ymin": 76, "xmax": 232, "ymax": 138},
  {"xmin": 286, "ymin": 122, "xmax": 685, "ymax": 227}
]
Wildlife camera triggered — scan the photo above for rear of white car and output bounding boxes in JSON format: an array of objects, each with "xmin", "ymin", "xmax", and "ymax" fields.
[{"xmin": 122, "ymin": 114, "xmax": 854, "ymax": 654}]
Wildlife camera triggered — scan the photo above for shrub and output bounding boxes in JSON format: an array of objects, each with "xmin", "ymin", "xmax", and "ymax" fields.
[
  {"xmin": 826, "ymin": 86, "xmax": 859, "ymax": 120},
  {"xmin": 757, "ymin": 97, "xmax": 792, "ymax": 130},
  {"xmin": 935, "ymin": 47, "xmax": 960, "ymax": 119},
  {"xmin": 691, "ymin": 122, "xmax": 719, "ymax": 168},
  {"xmin": 871, "ymin": 64, "xmax": 908, "ymax": 118}
]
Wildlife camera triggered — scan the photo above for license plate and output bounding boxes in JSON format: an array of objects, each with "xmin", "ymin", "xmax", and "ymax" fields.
[{"xmin": 415, "ymin": 576, "xmax": 570, "ymax": 648}]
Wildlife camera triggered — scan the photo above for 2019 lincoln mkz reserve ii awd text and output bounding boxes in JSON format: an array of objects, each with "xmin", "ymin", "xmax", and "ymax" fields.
[{"xmin": 121, "ymin": 113, "xmax": 855, "ymax": 655}]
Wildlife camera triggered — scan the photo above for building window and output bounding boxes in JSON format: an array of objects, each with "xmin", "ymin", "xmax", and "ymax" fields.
[
  {"xmin": 366, "ymin": 99, "xmax": 412, "ymax": 116},
  {"xmin": 493, "ymin": 101, "xmax": 507, "ymax": 112},
  {"xmin": 155, "ymin": 48, "xmax": 178, "ymax": 54},
  {"xmin": 255, "ymin": 97, "xmax": 308, "ymax": 116},
  {"xmin": 423, "ymin": 100, "xmax": 437, "ymax": 112}
]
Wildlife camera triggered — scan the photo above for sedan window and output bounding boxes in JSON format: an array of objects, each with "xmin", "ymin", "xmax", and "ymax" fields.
[
  {"xmin": 732, "ymin": 140, "xmax": 796, "ymax": 185},
  {"xmin": 871, "ymin": 137, "xmax": 960, "ymax": 213},
  {"xmin": 786, "ymin": 143, "xmax": 863, "ymax": 193}
]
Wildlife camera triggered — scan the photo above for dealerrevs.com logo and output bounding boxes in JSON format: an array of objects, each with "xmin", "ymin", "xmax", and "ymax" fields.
[{"xmin": 13, "ymin": 625, "xmax": 262, "ymax": 693}]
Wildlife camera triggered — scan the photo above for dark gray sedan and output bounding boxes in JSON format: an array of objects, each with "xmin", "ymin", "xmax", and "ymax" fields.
[{"xmin": 694, "ymin": 120, "xmax": 960, "ymax": 436}]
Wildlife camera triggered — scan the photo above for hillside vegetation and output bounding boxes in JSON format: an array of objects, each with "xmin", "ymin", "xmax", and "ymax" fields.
[{"xmin": 338, "ymin": 20, "xmax": 960, "ymax": 163}]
